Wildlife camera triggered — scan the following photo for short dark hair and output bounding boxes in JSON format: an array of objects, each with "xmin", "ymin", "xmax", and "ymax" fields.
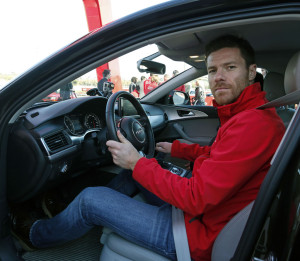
[
  {"xmin": 173, "ymin": 70, "xmax": 179, "ymax": 76},
  {"xmin": 132, "ymin": 77, "xmax": 138, "ymax": 83},
  {"xmin": 103, "ymin": 69, "xmax": 111, "ymax": 77},
  {"xmin": 205, "ymin": 35, "xmax": 255, "ymax": 67}
]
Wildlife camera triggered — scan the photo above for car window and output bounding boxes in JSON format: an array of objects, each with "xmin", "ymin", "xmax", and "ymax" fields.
[
  {"xmin": 40, "ymin": 44, "xmax": 217, "ymax": 106},
  {"xmin": 185, "ymin": 76, "xmax": 213, "ymax": 106}
]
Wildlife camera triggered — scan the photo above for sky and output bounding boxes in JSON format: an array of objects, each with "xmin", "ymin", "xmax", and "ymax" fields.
[{"xmin": 0, "ymin": 0, "xmax": 169, "ymax": 75}]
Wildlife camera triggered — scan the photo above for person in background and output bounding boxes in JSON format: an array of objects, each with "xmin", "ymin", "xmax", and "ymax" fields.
[
  {"xmin": 60, "ymin": 82, "xmax": 73, "ymax": 100},
  {"xmin": 159, "ymin": 74, "xmax": 170, "ymax": 86},
  {"xmin": 185, "ymin": 83, "xmax": 191, "ymax": 95},
  {"xmin": 193, "ymin": 88, "xmax": 205, "ymax": 106},
  {"xmin": 143, "ymin": 73, "xmax": 152, "ymax": 95},
  {"xmin": 129, "ymin": 77, "xmax": 137, "ymax": 93},
  {"xmin": 131, "ymin": 84, "xmax": 140, "ymax": 98},
  {"xmin": 172, "ymin": 70, "xmax": 179, "ymax": 77},
  {"xmin": 163, "ymin": 74, "xmax": 170, "ymax": 82},
  {"xmin": 193, "ymin": 81, "xmax": 206, "ymax": 105},
  {"xmin": 144, "ymin": 74, "xmax": 159, "ymax": 95},
  {"xmin": 97, "ymin": 69, "xmax": 111, "ymax": 93},
  {"xmin": 172, "ymin": 70, "xmax": 185, "ymax": 92},
  {"xmin": 137, "ymin": 76, "xmax": 146, "ymax": 97}
]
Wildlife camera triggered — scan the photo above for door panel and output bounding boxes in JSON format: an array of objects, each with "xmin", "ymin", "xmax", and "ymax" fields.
[{"xmin": 147, "ymin": 104, "xmax": 219, "ymax": 146}]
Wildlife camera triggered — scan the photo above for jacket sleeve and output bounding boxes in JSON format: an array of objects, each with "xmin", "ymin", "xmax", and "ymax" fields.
[
  {"xmin": 171, "ymin": 140, "xmax": 211, "ymax": 162},
  {"xmin": 132, "ymin": 109, "xmax": 284, "ymax": 216}
]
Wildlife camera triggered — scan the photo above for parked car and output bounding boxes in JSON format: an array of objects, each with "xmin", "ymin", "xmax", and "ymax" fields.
[
  {"xmin": 42, "ymin": 91, "xmax": 61, "ymax": 102},
  {"xmin": 42, "ymin": 88, "xmax": 77, "ymax": 102},
  {"xmin": 1, "ymin": 0, "xmax": 300, "ymax": 260}
]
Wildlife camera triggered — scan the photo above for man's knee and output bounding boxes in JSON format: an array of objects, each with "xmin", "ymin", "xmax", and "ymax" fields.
[
  {"xmin": 78, "ymin": 186, "xmax": 120, "ymax": 206},
  {"xmin": 76, "ymin": 187, "xmax": 113, "ymax": 220},
  {"xmin": 78, "ymin": 186, "xmax": 111, "ymax": 202}
]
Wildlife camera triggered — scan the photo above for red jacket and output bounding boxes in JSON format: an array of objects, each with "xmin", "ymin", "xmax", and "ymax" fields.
[
  {"xmin": 144, "ymin": 80, "xmax": 158, "ymax": 95},
  {"xmin": 133, "ymin": 83, "xmax": 285, "ymax": 260},
  {"xmin": 131, "ymin": 89, "xmax": 139, "ymax": 98},
  {"xmin": 175, "ymin": 84, "xmax": 186, "ymax": 92}
]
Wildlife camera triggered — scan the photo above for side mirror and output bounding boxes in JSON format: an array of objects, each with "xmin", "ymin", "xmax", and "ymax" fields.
[
  {"xmin": 137, "ymin": 59, "xmax": 166, "ymax": 74},
  {"xmin": 172, "ymin": 91, "xmax": 190, "ymax": 105}
]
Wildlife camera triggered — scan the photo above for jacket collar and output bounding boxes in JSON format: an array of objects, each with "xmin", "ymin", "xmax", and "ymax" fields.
[{"xmin": 213, "ymin": 83, "xmax": 266, "ymax": 126}]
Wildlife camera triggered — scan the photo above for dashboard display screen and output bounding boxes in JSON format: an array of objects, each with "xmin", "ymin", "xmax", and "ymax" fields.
[
  {"xmin": 64, "ymin": 115, "xmax": 84, "ymax": 135},
  {"xmin": 73, "ymin": 119, "xmax": 83, "ymax": 132}
]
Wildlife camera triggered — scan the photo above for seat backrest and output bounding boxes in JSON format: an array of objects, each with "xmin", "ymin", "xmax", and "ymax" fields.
[
  {"xmin": 264, "ymin": 72, "xmax": 295, "ymax": 127},
  {"xmin": 264, "ymin": 72, "xmax": 285, "ymax": 101},
  {"xmin": 284, "ymin": 51, "xmax": 300, "ymax": 94},
  {"xmin": 211, "ymin": 202, "xmax": 254, "ymax": 261}
]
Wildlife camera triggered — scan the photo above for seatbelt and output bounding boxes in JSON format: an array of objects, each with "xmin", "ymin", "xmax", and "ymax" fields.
[
  {"xmin": 172, "ymin": 206, "xmax": 191, "ymax": 261},
  {"xmin": 257, "ymin": 89, "xmax": 300, "ymax": 109}
]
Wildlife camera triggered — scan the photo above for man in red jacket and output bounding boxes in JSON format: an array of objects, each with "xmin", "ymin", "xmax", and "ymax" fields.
[
  {"xmin": 106, "ymin": 35, "xmax": 285, "ymax": 260},
  {"xmin": 13, "ymin": 35, "xmax": 285, "ymax": 261}
]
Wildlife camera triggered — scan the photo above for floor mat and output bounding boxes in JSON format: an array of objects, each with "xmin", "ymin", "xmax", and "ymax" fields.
[{"xmin": 22, "ymin": 227, "xmax": 102, "ymax": 261}]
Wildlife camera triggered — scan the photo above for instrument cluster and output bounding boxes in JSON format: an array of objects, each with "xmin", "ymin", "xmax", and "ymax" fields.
[{"xmin": 64, "ymin": 112, "xmax": 103, "ymax": 135}]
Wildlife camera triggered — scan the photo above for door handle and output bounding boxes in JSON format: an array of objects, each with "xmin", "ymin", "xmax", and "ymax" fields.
[{"xmin": 177, "ymin": 110, "xmax": 195, "ymax": 117}]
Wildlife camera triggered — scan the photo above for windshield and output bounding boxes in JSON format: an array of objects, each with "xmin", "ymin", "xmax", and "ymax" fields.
[{"xmin": 40, "ymin": 44, "xmax": 197, "ymax": 102}]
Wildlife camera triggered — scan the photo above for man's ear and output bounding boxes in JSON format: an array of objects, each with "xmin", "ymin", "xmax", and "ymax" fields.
[{"xmin": 248, "ymin": 64, "xmax": 257, "ymax": 82}]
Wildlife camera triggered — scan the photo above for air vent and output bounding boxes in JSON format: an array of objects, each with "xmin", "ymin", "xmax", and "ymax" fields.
[{"xmin": 44, "ymin": 131, "xmax": 69, "ymax": 152}]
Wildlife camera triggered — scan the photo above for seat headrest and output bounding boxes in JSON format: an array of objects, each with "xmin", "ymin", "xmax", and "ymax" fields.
[
  {"xmin": 284, "ymin": 51, "xmax": 300, "ymax": 94},
  {"xmin": 264, "ymin": 72, "xmax": 285, "ymax": 101}
]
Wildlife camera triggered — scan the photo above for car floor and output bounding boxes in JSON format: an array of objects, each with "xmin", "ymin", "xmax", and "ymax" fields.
[
  {"xmin": 11, "ymin": 155, "xmax": 188, "ymax": 261},
  {"xmin": 21, "ymin": 227, "xmax": 103, "ymax": 261},
  {"xmin": 10, "ymin": 168, "xmax": 116, "ymax": 261}
]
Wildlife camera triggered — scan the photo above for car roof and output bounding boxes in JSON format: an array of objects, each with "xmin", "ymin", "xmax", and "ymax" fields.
[
  {"xmin": 151, "ymin": 1, "xmax": 300, "ymax": 74},
  {"xmin": 93, "ymin": 0, "xmax": 300, "ymax": 75}
]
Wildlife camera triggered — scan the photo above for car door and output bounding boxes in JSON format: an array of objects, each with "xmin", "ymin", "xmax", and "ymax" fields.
[{"xmin": 144, "ymin": 102, "xmax": 219, "ymax": 146}]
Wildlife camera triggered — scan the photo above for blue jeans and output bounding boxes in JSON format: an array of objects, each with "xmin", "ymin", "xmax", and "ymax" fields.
[{"xmin": 30, "ymin": 170, "xmax": 176, "ymax": 260}]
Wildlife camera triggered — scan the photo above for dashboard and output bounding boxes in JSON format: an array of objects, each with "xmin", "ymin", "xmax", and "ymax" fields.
[
  {"xmin": 64, "ymin": 112, "xmax": 103, "ymax": 136},
  {"xmin": 7, "ymin": 96, "xmax": 167, "ymax": 203},
  {"xmin": 7, "ymin": 97, "xmax": 110, "ymax": 202},
  {"xmin": 7, "ymin": 96, "xmax": 165, "ymax": 202}
]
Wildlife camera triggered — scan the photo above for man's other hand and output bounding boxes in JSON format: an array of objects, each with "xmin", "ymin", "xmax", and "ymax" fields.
[
  {"xmin": 106, "ymin": 130, "xmax": 142, "ymax": 170},
  {"xmin": 156, "ymin": 142, "xmax": 172, "ymax": 154}
]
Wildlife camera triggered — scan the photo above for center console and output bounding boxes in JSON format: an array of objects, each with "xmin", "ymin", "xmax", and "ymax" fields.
[{"xmin": 157, "ymin": 160, "xmax": 191, "ymax": 178}]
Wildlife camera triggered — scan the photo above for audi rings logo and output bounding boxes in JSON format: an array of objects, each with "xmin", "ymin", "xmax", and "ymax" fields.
[
  {"xmin": 132, "ymin": 122, "xmax": 145, "ymax": 143},
  {"xmin": 135, "ymin": 128, "xmax": 143, "ymax": 136}
]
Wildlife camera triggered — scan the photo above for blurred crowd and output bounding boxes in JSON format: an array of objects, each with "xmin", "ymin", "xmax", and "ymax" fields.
[{"xmin": 127, "ymin": 70, "xmax": 210, "ymax": 106}]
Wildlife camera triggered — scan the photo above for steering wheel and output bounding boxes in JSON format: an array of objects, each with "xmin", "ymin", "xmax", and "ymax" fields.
[{"xmin": 105, "ymin": 91, "xmax": 155, "ymax": 158}]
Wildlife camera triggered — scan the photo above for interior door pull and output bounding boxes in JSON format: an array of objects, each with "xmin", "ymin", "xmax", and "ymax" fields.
[
  {"xmin": 173, "ymin": 123, "xmax": 205, "ymax": 144},
  {"xmin": 177, "ymin": 110, "xmax": 194, "ymax": 117}
]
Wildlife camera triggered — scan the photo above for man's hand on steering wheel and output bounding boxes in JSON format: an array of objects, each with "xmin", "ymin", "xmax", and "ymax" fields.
[
  {"xmin": 106, "ymin": 91, "xmax": 155, "ymax": 158},
  {"xmin": 106, "ymin": 130, "xmax": 142, "ymax": 170}
]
